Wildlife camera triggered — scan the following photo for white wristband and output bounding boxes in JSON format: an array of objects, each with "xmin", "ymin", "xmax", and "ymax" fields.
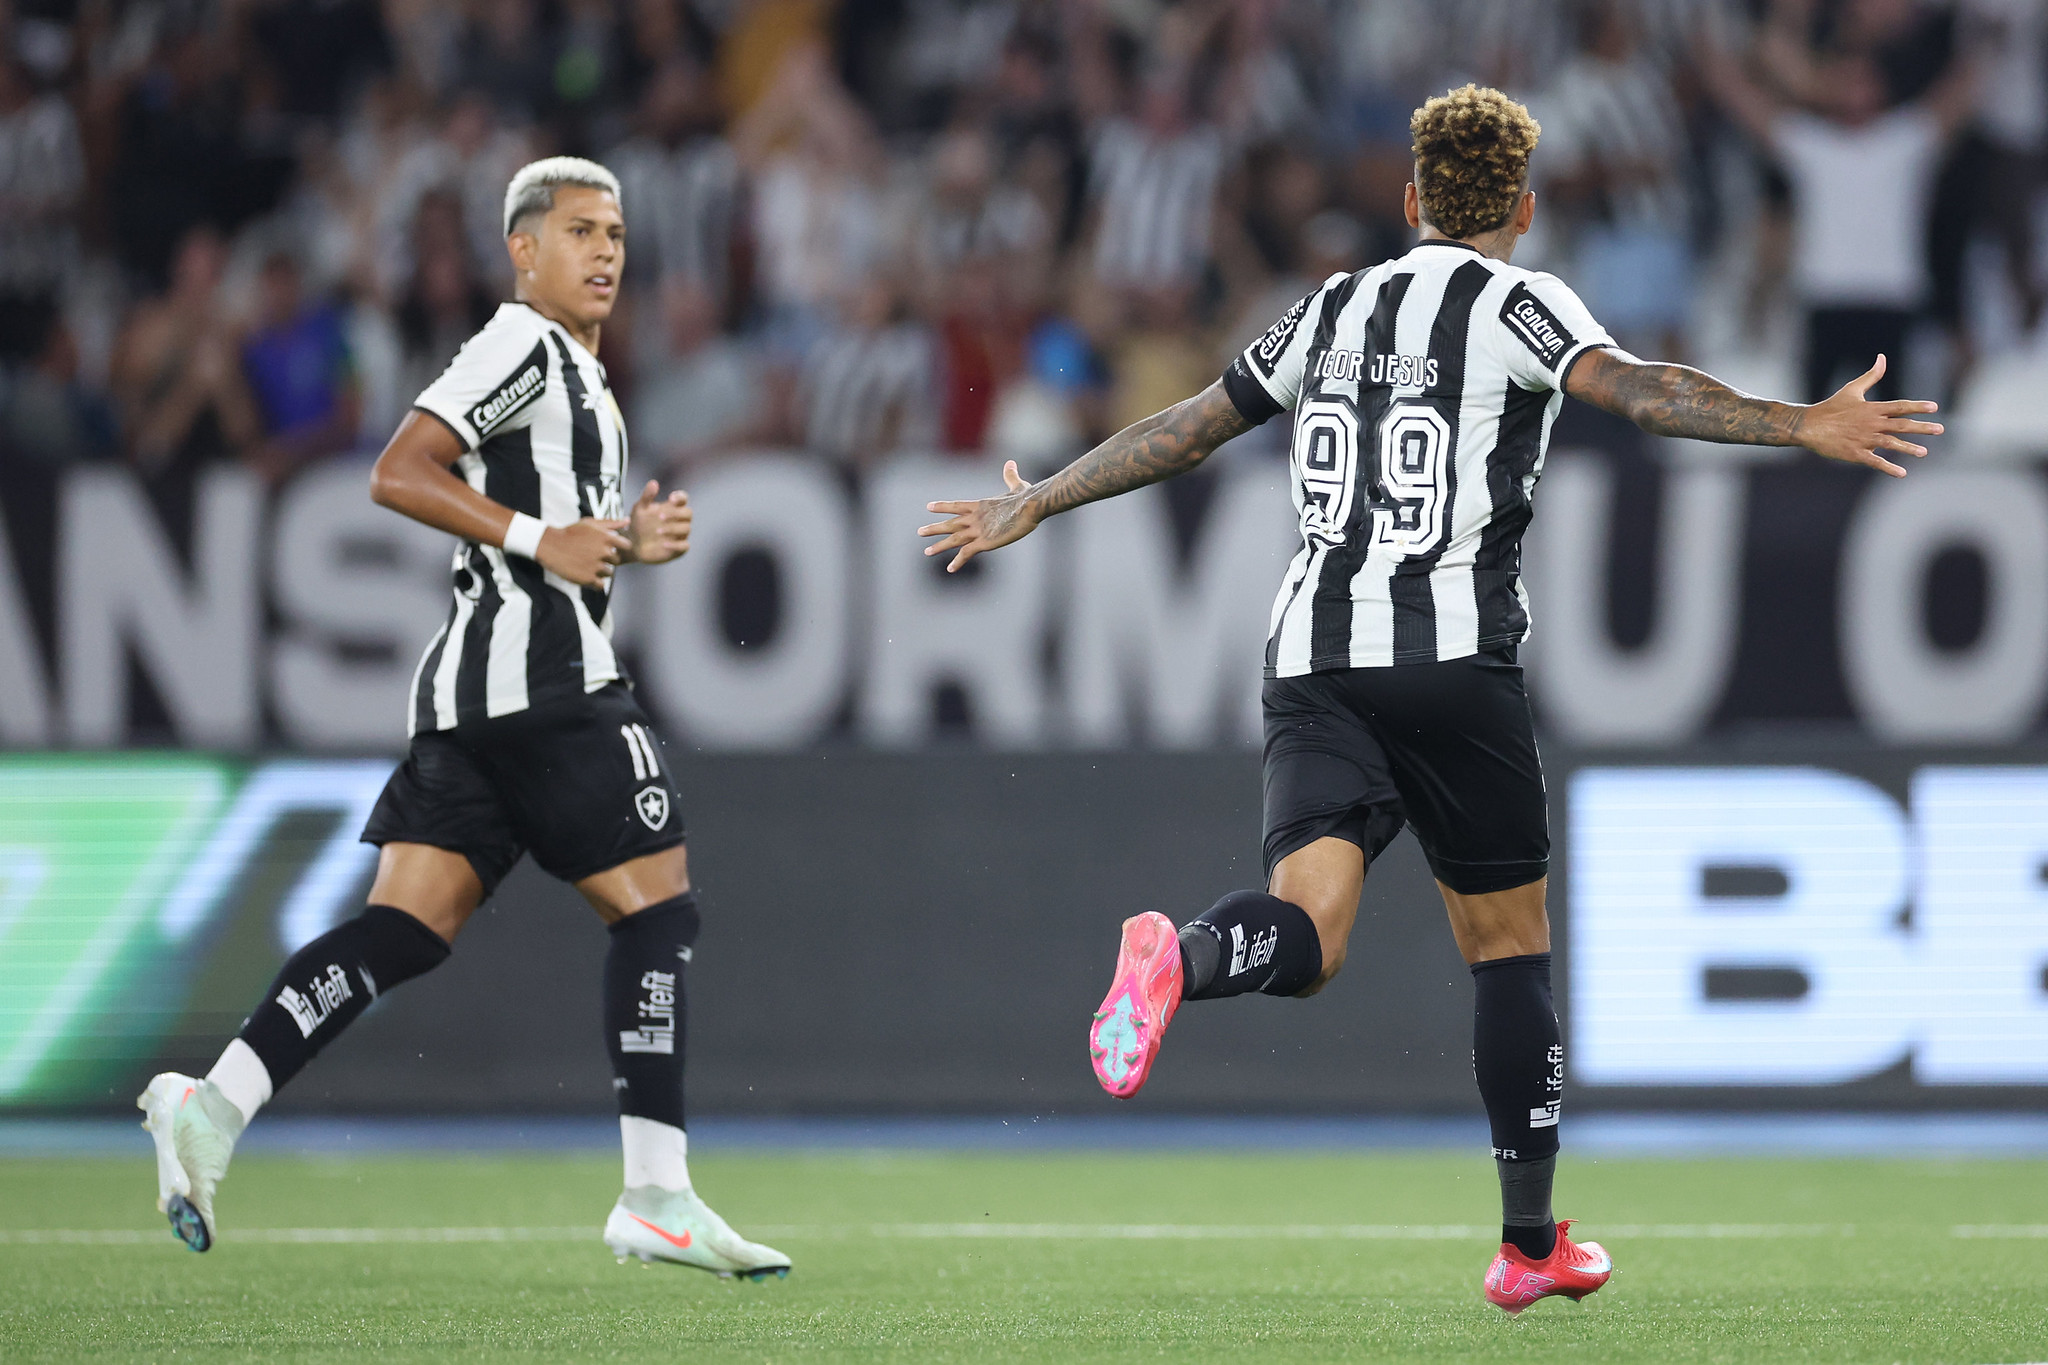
[{"xmin": 502, "ymin": 512, "xmax": 547, "ymax": 560}]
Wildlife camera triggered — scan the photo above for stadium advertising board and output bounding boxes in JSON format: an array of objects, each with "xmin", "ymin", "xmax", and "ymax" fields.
[
  {"xmin": 4, "ymin": 752, "xmax": 2042, "ymax": 1113},
  {"xmin": 0, "ymin": 756, "xmax": 383, "ymax": 1108},
  {"xmin": 1570, "ymin": 764, "xmax": 2048, "ymax": 1088},
  {"xmin": 2, "ymin": 415, "xmax": 2046, "ymax": 753}
]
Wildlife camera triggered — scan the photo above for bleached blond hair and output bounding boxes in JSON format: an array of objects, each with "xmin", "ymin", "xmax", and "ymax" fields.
[{"xmin": 502, "ymin": 156, "xmax": 623, "ymax": 237}]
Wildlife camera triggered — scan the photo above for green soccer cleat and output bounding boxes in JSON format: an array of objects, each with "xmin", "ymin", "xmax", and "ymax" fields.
[
  {"xmin": 603, "ymin": 1185, "xmax": 791, "ymax": 1280},
  {"xmin": 137, "ymin": 1072, "xmax": 245, "ymax": 1252}
]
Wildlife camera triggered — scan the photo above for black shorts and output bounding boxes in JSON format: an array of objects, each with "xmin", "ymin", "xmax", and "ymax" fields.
[
  {"xmin": 1262, "ymin": 648, "xmax": 1548, "ymax": 896},
  {"xmin": 362, "ymin": 682, "xmax": 686, "ymax": 895}
]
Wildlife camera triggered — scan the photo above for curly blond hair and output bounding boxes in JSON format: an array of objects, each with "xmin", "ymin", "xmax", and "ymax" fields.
[{"xmin": 1410, "ymin": 85, "xmax": 1540, "ymax": 240}]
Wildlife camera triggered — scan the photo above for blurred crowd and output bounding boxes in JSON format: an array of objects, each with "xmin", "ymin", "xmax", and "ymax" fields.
[{"xmin": 0, "ymin": 0, "xmax": 2039, "ymax": 486}]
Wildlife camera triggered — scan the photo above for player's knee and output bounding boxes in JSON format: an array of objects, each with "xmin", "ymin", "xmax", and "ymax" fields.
[
  {"xmin": 1288, "ymin": 905, "xmax": 1353, "ymax": 996},
  {"xmin": 612, "ymin": 891, "xmax": 700, "ymax": 945},
  {"xmin": 1296, "ymin": 944, "xmax": 1346, "ymax": 997}
]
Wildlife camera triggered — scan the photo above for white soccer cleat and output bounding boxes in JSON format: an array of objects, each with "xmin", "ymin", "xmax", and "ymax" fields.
[
  {"xmin": 602, "ymin": 1186, "xmax": 791, "ymax": 1280},
  {"xmin": 137, "ymin": 1072, "xmax": 245, "ymax": 1252}
]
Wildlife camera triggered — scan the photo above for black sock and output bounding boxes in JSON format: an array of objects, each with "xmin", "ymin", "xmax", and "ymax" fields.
[
  {"xmin": 1177, "ymin": 891, "xmax": 1322, "ymax": 1000},
  {"xmin": 1499, "ymin": 1156, "xmax": 1557, "ymax": 1258},
  {"xmin": 604, "ymin": 893, "xmax": 699, "ymax": 1130},
  {"xmin": 237, "ymin": 905, "xmax": 450, "ymax": 1092},
  {"xmin": 1472, "ymin": 951, "xmax": 1562, "ymax": 1258}
]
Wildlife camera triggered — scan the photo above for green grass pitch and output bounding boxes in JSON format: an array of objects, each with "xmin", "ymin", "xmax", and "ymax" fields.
[{"xmin": 3, "ymin": 1150, "xmax": 2045, "ymax": 1363}]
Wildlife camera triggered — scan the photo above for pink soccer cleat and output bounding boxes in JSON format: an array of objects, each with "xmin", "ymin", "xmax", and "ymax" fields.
[
  {"xmin": 1483, "ymin": 1219, "xmax": 1613, "ymax": 1315},
  {"xmin": 1088, "ymin": 912, "xmax": 1184, "ymax": 1099}
]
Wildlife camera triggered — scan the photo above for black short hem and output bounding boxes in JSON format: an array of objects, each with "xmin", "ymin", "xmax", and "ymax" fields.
[
  {"xmin": 363, "ymin": 683, "xmax": 687, "ymax": 897},
  {"xmin": 358, "ymin": 832, "xmax": 520, "ymax": 899},
  {"xmin": 1426, "ymin": 857, "xmax": 1549, "ymax": 896},
  {"xmin": 1262, "ymin": 808, "xmax": 1405, "ymax": 882},
  {"xmin": 546, "ymin": 832, "xmax": 688, "ymax": 887}
]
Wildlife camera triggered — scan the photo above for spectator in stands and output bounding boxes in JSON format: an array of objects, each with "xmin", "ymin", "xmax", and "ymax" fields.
[
  {"xmin": 796, "ymin": 277, "xmax": 935, "ymax": 466},
  {"xmin": 609, "ymin": 56, "xmax": 741, "ymax": 309},
  {"xmin": 0, "ymin": 59, "xmax": 82, "ymax": 368},
  {"xmin": 1084, "ymin": 58, "xmax": 1224, "ymax": 294},
  {"xmin": 103, "ymin": 22, "xmax": 293, "ymax": 289},
  {"xmin": 372, "ymin": 90, "xmax": 533, "ymax": 299},
  {"xmin": 1, "ymin": 320, "xmax": 118, "ymax": 465},
  {"xmin": 1952, "ymin": 0, "xmax": 2047, "ymax": 336},
  {"xmin": 1706, "ymin": 37, "xmax": 1977, "ymax": 400},
  {"xmin": 109, "ymin": 226, "xmax": 261, "ymax": 478},
  {"xmin": 455, "ymin": 0, "xmax": 553, "ymax": 126},
  {"xmin": 910, "ymin": 124, "xmax": 1049, "ymax": 453},
  {"xmin": 247, "ymin": 0, "xmax": 393, "ymax": 124},
  {"xmin": 632, "ymin": 277, "xmax": 768, "ymax": 468},
  {"xmin": 394, "ymin": 191, "xmax": 498, "ymax": 406},
  {"xmin": 1536, "ymin": 0, "xmax": 1696, "ymax": 357},
  {"xmin": 734, "ymin": 44, "xmax": 890, "ymax": 359},
  {"xmin": 239, "ymin": 251, "xmax": 361, "ymax": 484},
  {"xmin": 1107, "ymin": 283, "xmax": 1211, "ymax": 435}
]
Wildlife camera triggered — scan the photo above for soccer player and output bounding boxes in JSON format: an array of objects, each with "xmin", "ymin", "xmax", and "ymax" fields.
[
  {"xmin": 918, "ymin": 87, "xmax": 1940, "ymax": 1313},
  {"xmin": 137, "ymin": 158, "xmax": 789, "ymax": 1281}
]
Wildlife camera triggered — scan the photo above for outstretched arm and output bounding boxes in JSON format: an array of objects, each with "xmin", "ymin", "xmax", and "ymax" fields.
[
  {"xmin": 918, "ymin": 379, "xmax": 1252, "ymax": 571},
  {"xmin": 1565, "ymin": 347, "xmax": 1942, "ymax": 477}
]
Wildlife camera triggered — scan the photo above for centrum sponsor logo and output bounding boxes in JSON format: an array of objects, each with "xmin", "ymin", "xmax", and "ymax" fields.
[{"xmin": 469, "ymin": 363, "xmax": 544, "ymax": 433}]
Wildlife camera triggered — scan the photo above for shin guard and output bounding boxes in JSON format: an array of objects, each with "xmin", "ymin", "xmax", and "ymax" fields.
[
  {"xmin": 604, "ymin": 893, "xmax": 699, "ymax": 1131},
  {"xmin": 236, "ymin": 905, "xmax": 450, "ymax": 1093},
  {"xmin": 1178, "ymin": 891, "xmax": 1323, "ymax": 1000}
]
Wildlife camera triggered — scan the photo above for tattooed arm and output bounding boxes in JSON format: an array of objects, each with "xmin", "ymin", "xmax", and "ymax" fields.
[
  {"xmin": 1565, "ymin": 347, "xmax": 1942, "ymax": 478},
  {"xmin": 918, "ymin": 380, "xmax": 1252, "ymax": 571}
]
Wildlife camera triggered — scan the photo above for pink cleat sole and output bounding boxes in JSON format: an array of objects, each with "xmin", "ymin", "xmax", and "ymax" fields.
[{"xmin": 1088, "ymin": 912, "xmax": 1184, "ymax": 1099}]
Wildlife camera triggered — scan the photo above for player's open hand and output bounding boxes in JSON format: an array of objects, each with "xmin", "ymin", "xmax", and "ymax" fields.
[
  {"xmin": 627, "ymin": 480, "xmax": 692, "ymax": 565},
  {"xmin": 1797, "ymin": 355, "xmax": 1942, "ymax": 477},
  {"xmin": 918, "ymin": 460, "xmax": 1039, "ymax": 572},
  {"xmin": 539, "ymin": 517, "xmax": 631, "ymax": 588}
]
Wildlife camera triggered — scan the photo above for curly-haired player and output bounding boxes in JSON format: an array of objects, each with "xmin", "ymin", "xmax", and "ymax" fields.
[{"xmin": 920, "ymin": 85, "xmax": 1942, "ymax": 1312}]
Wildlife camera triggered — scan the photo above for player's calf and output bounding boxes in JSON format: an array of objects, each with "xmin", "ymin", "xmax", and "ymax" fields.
[
  {"xmin": 1176, "ymin": 890, "xmax": 1325, "ymax": 1001},
  {"xmin": 598, "ymin": 894, "xmax": 788, "ymax": 1278},
  {"xmin": 1472, "ymin": 951, "xmax": 1566, "ymax": 1259},
  {"xmin": 236, "ymin": 904, "xmax": 452, "ymax": 1098}
]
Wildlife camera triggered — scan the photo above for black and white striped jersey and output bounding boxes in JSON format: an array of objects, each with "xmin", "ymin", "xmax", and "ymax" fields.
[
  {"xmin": 1222, "ymin": 239, "xmax": 1613, "ymax": 675},
  {"xmin": 407, "ymin": 302, "xmax": 630, "ymax": 734}
]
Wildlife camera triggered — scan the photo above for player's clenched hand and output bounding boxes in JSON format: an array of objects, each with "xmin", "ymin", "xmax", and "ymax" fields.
[
  {"xmin": 1796, "ymin": 355, "xmax": 1942, "ymax": 478},
  {"xmin": 538, "ymin": 517, "xmax": 631, "ymax": 587},
  {"xmin": 626, "ymin": 479, "xmax": 692, "ymax": 564},
  {"xmin": 918, "ymin": 460, "xmax": 1039, "ymax": 572}
]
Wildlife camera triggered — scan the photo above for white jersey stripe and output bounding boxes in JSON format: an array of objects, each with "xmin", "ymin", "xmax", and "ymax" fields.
[
  {"xmin": 482, "ymin": 545, "xmax": 531, "ymax": 718},
  {"xmin": 1272, "ymin": 544, "xmax": 1322, "ymax": 676},
  {"xmin": 1432, "ymin": 563, "xmax": 1481, "ymax": 660},
  {"xmin": 431, "ymin": 591, "xmax": 473, "ymax": 731},
  {"xmin": 405, "ymin": 620, "xmax": 448, "ymax": 739}
]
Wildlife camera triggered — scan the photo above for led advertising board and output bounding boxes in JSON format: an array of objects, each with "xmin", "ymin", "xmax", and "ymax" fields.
[
  {"xmin": 1570, "ymin": 766, "xmax": 2048, "ymax": 1087},
  {"xmin": 3, "ymin": 755, "xmax": 2043, "ymax": 1111}
]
